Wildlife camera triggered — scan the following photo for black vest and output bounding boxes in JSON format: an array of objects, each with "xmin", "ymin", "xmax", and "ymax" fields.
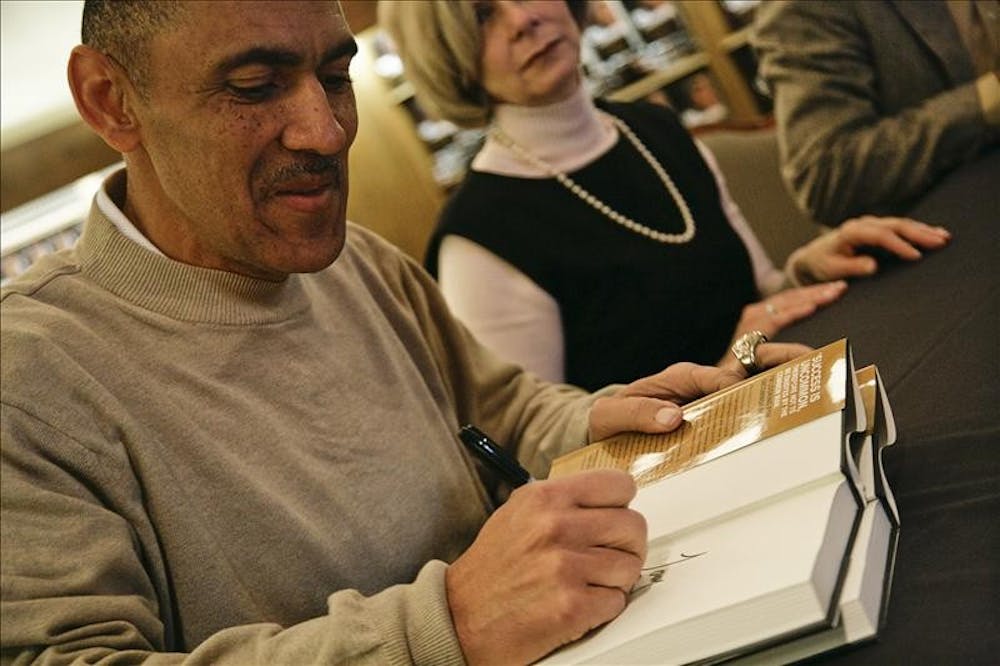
[{"xmin": 427, "ymin": 101, "xmax": 757, "ymax": 391}]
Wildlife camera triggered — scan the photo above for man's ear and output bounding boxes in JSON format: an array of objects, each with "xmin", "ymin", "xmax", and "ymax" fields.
[{"xmin": 67, "ymin": 45, "xmax": 142, "ymax": 153}]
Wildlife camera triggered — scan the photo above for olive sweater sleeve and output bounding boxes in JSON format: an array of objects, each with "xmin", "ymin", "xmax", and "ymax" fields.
[
  {"xmin": 344, "ymin": 225, "xmax": 606, "ymax": 481},
  {"xmin": 1, "ymin": 209, "xmax": 601, "ymax": 665},
  {"xmin": 1, "ymin": 403, "xmax": 464, "ymax": 666},
  {"xmin": 754, "ymin": 0, "xmax": 998, "ymax": 224}
]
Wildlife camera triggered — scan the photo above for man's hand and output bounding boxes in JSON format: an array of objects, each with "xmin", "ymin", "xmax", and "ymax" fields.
[
  {"xmin": 787, "ymin": 216, "xmax": 951, "ymax": 284},
  {"xmin": 446, "ymin": 470, "xmax": 645, "ymax": 665},
  {"xmin": 590, "ymin": 344, "xmax": 809, "ymax": 443}
]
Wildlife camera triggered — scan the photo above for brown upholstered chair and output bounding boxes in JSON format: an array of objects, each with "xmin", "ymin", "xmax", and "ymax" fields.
[{"xmin": 697, "ymin": 124, "xmax": 823, "ymax": 266}]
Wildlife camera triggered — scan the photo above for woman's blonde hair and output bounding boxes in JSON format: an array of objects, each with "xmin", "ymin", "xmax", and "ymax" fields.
[{"xmin": 378, "ymin": 1, "xmax": 490, "ymax": 128}]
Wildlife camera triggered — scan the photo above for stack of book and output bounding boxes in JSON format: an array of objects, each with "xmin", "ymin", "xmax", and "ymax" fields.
[{"xmin": 542, "ymin": 339, "xmax": 900, "ymax": 665}]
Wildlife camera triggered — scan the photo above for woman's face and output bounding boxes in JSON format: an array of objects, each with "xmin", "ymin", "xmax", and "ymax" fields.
[{"xmin": 477, "ymin": 1, "xmax": 582, "ymax": 106}]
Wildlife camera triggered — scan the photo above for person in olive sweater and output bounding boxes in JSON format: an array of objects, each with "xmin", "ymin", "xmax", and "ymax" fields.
[
  {"xmin": 0, "ymin": 2, "xmax": 807, "ymax": 664},
  {"xmin": 754, "ymin": 0, "xmax": 1000, "ymax": 224}
]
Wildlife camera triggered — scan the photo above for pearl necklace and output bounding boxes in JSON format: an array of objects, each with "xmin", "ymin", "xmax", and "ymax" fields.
[{"xmin": 490, "ymin": 115, "xmax": 696, "ymax": 244}]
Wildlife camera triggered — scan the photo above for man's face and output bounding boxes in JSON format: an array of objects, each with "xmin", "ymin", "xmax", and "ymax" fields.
[{"xmin": 126, "ymin": 1, "xmax": 358, "ymax": 280}]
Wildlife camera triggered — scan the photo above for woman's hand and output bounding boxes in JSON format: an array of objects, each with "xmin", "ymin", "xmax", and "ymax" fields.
[
  {"xmin": 731, "ymin": 281, "xmax": 848, "ymax": 342},
  {"xmin": 786, "ymin": 216, "xmax": 951, "ymax": 285}
]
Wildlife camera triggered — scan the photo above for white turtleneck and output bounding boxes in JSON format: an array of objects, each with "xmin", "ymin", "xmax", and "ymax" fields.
[
  {"xmin": 472, "ymin": 85, "xmax": 617, "ymax": 177},
  {"xmin": 439, "ymin": 84, "xmax": 785, "ymax": 383}
]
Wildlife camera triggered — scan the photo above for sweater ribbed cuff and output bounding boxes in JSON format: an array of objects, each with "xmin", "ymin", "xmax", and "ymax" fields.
[{"xmin": 370, "ymin": 560, "xmax": 466, "ymax": 666}]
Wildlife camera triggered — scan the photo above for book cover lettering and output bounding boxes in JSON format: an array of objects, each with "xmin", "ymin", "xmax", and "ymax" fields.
[{"xmin": 551, "ymin": 340, "xmax": 850, "ymax": 487}]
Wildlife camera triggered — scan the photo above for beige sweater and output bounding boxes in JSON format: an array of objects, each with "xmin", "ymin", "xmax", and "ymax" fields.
[{"xmin": 0, "ymin": 178, "xmax": 597, "ymax": 664}]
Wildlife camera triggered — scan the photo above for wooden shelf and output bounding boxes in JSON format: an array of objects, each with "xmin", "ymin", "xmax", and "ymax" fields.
[
  {"xmin": 607, "ymin": 52, "xmax": 710, "ymax": 102},
  {"xmin": 719, "ymin": 26, "xmax": 752, "ymax": 53}
]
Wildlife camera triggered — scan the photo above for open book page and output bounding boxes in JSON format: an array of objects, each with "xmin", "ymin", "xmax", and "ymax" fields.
[
  {"xmin": 550, "ymin": 340, "xmax": 862, "ymax": 488},
  {"xmin": 537, "ymin": 341, "xmax": 878, "ymax": 664},
  {"xmin": 539, "ymin": 479, "xmax": 859, "ymax": 665},
  {"xmin": 632, "ymin": 412, "xmax": 856, "ymax": 539}
]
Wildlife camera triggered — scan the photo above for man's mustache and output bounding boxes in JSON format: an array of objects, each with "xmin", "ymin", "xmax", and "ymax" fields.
[{"xmin": 262, "ymin": 155, "xmax": 342, "ymax": 190}]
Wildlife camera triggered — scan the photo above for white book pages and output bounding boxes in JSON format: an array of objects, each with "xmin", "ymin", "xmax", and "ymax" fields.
[
  {"xmin": 633, "ymin": 411, "xmax": 847, "ymax": 538},
  {"xmin": 539, "ymin": 479, "xmax": 859, "ymax": 665},
  {"xmin": 734, "ymin": 499, "xmax": 895, "ymax": 664}
]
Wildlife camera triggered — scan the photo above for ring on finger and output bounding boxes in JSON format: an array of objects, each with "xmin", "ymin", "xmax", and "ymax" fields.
[
  {"xmin": 731, "ymin": 330, "xmax": 769, "ymax": 376},
  {"xmin": 765, "ymin": 302, "xmax": 779, "ymax": 317}
]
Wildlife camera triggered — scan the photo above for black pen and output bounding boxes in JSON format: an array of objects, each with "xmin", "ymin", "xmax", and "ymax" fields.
[{"xmin": 458, "ymin": 424, "xmax": 535, "ymax": 487}]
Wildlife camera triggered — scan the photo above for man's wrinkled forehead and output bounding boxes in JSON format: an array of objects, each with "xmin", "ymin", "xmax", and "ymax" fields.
[{"xmin": 168, "ymin": 1, "xmax": 353, "ymax": 73}]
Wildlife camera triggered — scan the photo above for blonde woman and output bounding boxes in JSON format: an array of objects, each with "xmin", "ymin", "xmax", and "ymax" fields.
[{"xmin": 380, "ymin": 0, "xmax": 950, "ymax": 391}]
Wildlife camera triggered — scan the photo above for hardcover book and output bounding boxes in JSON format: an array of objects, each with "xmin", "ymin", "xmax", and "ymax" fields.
[
  {"xmin": 541, "ymin": 340, "xmax": 898, "ymax": 665},
  {"xmin": 734, "ymin": 365, "xmax": 900, "ymax": 664}
]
